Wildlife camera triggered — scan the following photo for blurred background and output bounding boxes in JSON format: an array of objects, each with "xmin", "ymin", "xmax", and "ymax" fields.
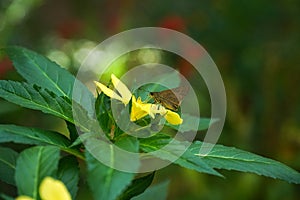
[{"xmin": 0, "ymin": 0, "xmax": 300, "ymax": 199}]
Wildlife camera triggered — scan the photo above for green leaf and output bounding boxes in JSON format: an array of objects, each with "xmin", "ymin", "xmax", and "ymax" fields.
[
  {"xmin": 166, "ymin": 114, "xmax": 219, "ymax": 132},
  {"xmin": 0, "ymin": 193, "xmax": 14, "ymax": 200},
  {"xmin": 69, "ymin": 136, "xmax": 83, "ymax": 148},
  {"xmin": 0, "ymin": 81, "xmax": 94, "ymax": 132},
  {"xmin": 57, "ymin": 155, "xmax": 79, "ymax": 200},
  {"xmin": 4, "ymin": 46, "xmax": 73, "ymax": 98},
  {"xmin": 66, "ymin": 121, "xmax": 78, "ymax": 142},
  {"xmin": 131, "ymin": 180, "xmax": 170, "ymax": 200},
  {"xmin": 190, "ymin": 141, "xmax": 300, "ymax": 184},
  {"xmin": 15, "ymin": 146, "xmax": 60, "ymax": 199},
  {"xmin": 85, "ymin": 136, "xmax": 139, "ymax": 200},
  {"xmin": 118, "ymin": 172, "xmax": 155, "ymax": 200},
  {"xmin": 0, "ymin": 124, "xmax": 83, "ymax": 160},
  {"xmin": 198, "ymin": 118, "xmax": 219, "ymax": 131},
  {"xmin": 95, "ymin": 92, "xmax": 113, "ymax": 135},
  {"xmin": 140, "ymin": 134, "xmax": 222, "ymax": 177},
  {"xmin": 0, "ymin": 80, "xmax": 73, "ymax": 122},
  {"xmin": 137, "ymin": 71, "xmax": 182, "ymax": 92},
  {"xmin": 86, "ymin": 152, "xmax": 135, "ymax": 200},
  {"xmin": 0, "ymin": 147, "xmax": 18, "ymax": 185},
  {"xmin": 94, "ymin": 92, "xmax": 125, "ymax": 139},
  {"xmin": 3, "ymin": 46, "xmax": 95, "ymax": 116},
  {"xmin": 0, "ymin": 124, "xmax": 71, "ymax": 147}
]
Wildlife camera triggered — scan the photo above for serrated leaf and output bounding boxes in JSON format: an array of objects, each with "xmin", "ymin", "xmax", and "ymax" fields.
[
  {"xmin": 85, "ymin": 136, "xmax": 139, "ymax": 200},
  {"xmin": 140, "ymin": 134, "xmax": 221, "ymax": 177},
  {"xmin": 0, "ymin": 124, "xmax": 83, "ymax": 160},
  {"xmin": 166, "ymin": 114, "xmax": 219, "ymax": 132},
  {"xmin": 190, "ymin": 141, "xmax": 300, "ymax": 184},
  {"xmin": 0, "ymin": 147, "xmax": 18, "ymax": 185},
  {"xmin": 118, "ymin": 172, "xmax": 155, "ymax": 200},
  {"xmin": 131, "ymin": 180, "xmax": 170, "ymax": 200},
  {"xmin": 0, "ymin": 80, "xmax": 94, "ymax": 132},
  {"xmin": 3, "ymin": 46, "xmax": 95, "ymax": 116},
  {"xmin": 0, "ymin": 80, "xmax": 73, "ymax": 122},
  {"xmin": 5, "ymin": 46, "xmax": 73, "ymax": 98},
  {"xmin": 15, "ymin": 146, "xmax": 60, "ymax": 199},
  {"xmin": 57, "ymin": 156, "xmax": 79, "ymax": 200},
  {"xmin": 0, "ymin": 124, "xmax": 71, "ymax": 147}
]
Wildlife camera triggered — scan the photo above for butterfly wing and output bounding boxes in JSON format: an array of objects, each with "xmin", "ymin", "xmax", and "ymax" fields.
[
  {"xmin": 171, "ymin": 85, "xmax": 189, "ymax": 103},
  {"xmin": 150, "ymin": 85, "xmax": 189, "ymax": 111}
]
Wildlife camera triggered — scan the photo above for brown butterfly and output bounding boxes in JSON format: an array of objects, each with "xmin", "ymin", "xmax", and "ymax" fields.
[{"xmin": 149, "ymin": 85, "xmax": 189, "ymax": 111}]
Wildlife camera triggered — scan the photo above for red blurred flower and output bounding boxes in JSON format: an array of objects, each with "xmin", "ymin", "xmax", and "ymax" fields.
[
  {"xmin": 158, "ymin": 15, "xmax": 186, "ymax": 32},
  {"xmin": 56, "ymin": 18, "xmax": 84, "ymax": 39},
  {"xmin": 0, "ymin": 57, "xmax": 14, "ymax": 78}
]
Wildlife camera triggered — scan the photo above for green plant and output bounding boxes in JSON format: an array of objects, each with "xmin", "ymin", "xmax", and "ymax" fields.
[{"xmin": 0, "ymin": 46, "xmax": 299, "ymax": 200}]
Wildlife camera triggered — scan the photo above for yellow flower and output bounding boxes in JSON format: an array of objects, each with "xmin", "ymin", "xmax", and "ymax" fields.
[
  {"xmin": 94, "ymin": 74, "xmax": 132, "ymax": 105},
  {"xmin": 94, "ymin": 74, "xmax": 182, "ymax": 125},
  {"xmin": 15, "ymin": 177, "xmax": 71, "ymax": 200},
  {"xmin": 150, "ymin": 105, "xmax": 183, "ymax": 125},
  {"xmin": 164, "ymin": 110, "xmax": 183, "ymax": 125},
  {"xmin": 130, "ymin": 95, "xmax": 152, "ymax": 121},
  {"xmin": 16, "ymin": 196, "xmax": 34, "ymax": 200},
  {"xmin": 39, "ymin": 177, "xmax": 71, "ymax": 200},
  {"xmin": 131, "ymin": 96, "xmax": 183, "ymax": 125}
]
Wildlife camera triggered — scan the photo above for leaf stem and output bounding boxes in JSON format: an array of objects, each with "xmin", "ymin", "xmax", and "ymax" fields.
[{"xmin": 61, "ymin": 148, "xmax": 85, "ymax": 160}]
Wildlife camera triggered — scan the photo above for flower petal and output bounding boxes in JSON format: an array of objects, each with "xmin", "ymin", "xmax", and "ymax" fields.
[
  {"xmin": 94, "ymin": 81, "xmax": 123, "ymax": 102},
  {"xmin": 39, "ymin": 177, "xmax": 71, "ymax": 200},
  {"xmin": 130, "ymin": 95, "xmax": 151, "ymax": 121},
  {"xmin": 164, "ymin": 110, "xmax": 183, "ymax": 125},
  {"xmin": 111, "ymin": 74, "xmax": 132, "ymax": 105}
]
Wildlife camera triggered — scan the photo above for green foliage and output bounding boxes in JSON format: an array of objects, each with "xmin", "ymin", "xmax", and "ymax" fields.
[
  {"xmin": 0, "ymin": 46, "xmax": 299, "ymax": 200},
  {"xmin": 3, "ymin": 45, "xmax": 95, "ymax": 120},
  {"xmin": 141, "ymin": 135, "xmax": 300, "ymax": 184},
  {"xmin": 0, "ymin": 147, "xmax": 18, "ymax": 185},
  {"xmin": 57, "ymin": 156, "xmax": 80, "ymax": 200},
  {"xmin": 0, "ymin": 193, "xmax": 15, "ymax": 200},
  {"xmin": 131, "ymin": 181, "xmax": 170, "ymax": 200},
  {"xmin": 0, "ymin": 124, "xmax": 71, "ymax": 147},
  {"xmin": 95, "ymin": 91, "xmax": 113, "ymax": 135},
  {"xmin": 5, "ymin": 46, "xmax": 78, "ymax": 99},
  {"xmin": 15, "ymin": 146, "xmax": 60, "ymax": 199},
  {"xmin": 86, "ymin": 151, "xmax": 135, "ymax": 200},
  {"xmin": 166, "ymin": 114, "xmax": 219, "ymax": 131},
  {"xmin": 140, "ymin": 134, "xmax": 221, "ymax": 177},
  {"xmin": 0, "ymin": 80, "xmax": 74, "ymax": 123},
  {"xmin": 190, "ymin": 141, "xmax": 300, "ymax": 184},
  {"xmin": 118, "ymin": 172, "xmax": 155, "ymax": 200}
]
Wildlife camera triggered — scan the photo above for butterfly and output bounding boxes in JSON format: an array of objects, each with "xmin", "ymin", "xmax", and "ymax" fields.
[{"xmin": 149, "ymin": 85, "xmax": 189, "ymax": 111}]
